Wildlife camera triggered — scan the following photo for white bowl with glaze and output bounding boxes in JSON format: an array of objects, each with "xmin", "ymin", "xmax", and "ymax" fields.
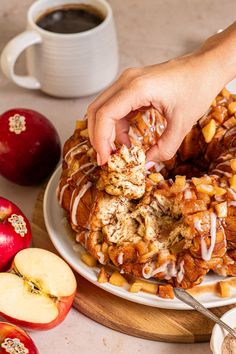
[{"xmin": 210, "ymin": 307, "xmax": 236, "ymax": 353}]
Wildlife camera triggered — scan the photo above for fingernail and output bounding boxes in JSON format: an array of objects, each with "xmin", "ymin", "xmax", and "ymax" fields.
[
  {"xmin": 144, "ymin": 161, "xmax": 156, "ymax": 170},
  {"xmin": 110, "ymin": 142, "xmax": 116, "ymax": 152},
  {"xmin": 97, "ymin": 153, "xmax": 102, "ymax": 166}
]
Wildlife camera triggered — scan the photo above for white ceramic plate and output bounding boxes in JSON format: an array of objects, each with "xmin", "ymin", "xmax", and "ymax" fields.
[{"xmin": 43, "ymin": 166, "xmax": 236, "ymax": 310}]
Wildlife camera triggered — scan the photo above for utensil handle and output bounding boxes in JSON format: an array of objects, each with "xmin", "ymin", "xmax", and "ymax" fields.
[
  {"xmin": 1, "ymin": 30, "xmax": 42, "ymax": 89},
  {"xmin": 174, "ymin": 288, "xmax": 236, "ymax": 338}
]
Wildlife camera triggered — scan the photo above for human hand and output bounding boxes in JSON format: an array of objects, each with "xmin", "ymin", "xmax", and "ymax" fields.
[{"xmin": 87, "ymin": 27, "xmax": 236, "ymax": 165}]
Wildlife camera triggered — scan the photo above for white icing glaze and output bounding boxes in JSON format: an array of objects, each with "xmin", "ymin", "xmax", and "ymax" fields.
[
  {"xmin": 142, "ymin": 263, "xmax": 153, "ymax": 279},
  {"xmin": 144, "ymin": 161, "xmax": 164, "ymax": 172},
  {"xmin": 70, "ymin": 147, "xmax": 86, "ymax": 160},
  {"xmin": 183, "ymin": 182, "xmax": 190, "ymax": 190},
  {"xmin": 142, "ymin": 111, "xmax": 155, "ymax": 144},
  {"xmin": 142, "ymin": 110, "xmax": 151, "ymax": 129},
  {"xmin": 224, "ymin": 126, "xmax": 236, "ymax": 137},
  {"xmin": 200, "ymin": 212, "xmax": 217, "ymax": 261},
  {"xmin": 84, "ymin": 231, "xmax": 89, "ymax": 248},
  {"xmin": 71, "ymin": 182, "xmax": 92, "ymax": 225},
  {"xmin": 154, "ymin": 162, "xmax": 165, "ymax": 172},
  {"xmin": 156, "ymin": 122, "xmax": 166, "ymax": 136},
  {"xmin": 216, "ymin": 161, "xmax": 231, "ymax": 168},
  {"xmin": 166, "ymin": 262, "xmax": 177, "ymax": 279},
  {"xmin": 86, "ymin": 165, "xmax": 97, "ymax": 174},
  {"xmin": 58, "ymin": 183, "xmax": 69, "ymax": 206},
  {"xmin": 228, "ymin": 188, "xmax": 236, "ymax": 200},
  {"xmin": 69, "ymin": 188, "xmax": 76, "ymax": 211},
  {"xmin": 145, "ymin": 161, "xmax": 156, "ymax": 170},
  {"xmin": 177, "ymin": 260, "xmax": 185, "ymax": 283},
  {"xmin": 229, "ymin": 201, "xmax": 236, "ymax": 207},
  {"xmin": 184, "ymin": 189, "xmax": 192, "ymax": 200},
  {"xmin": 222, "ymin": 227, "xmax": 227, "ymax": 249},
  {"xmin": 78, "ymin": 162, "xmax": 95, "ymax": 171},
  {"xmin": 117, "ymin": 252, "xmax": 124, "ymax": 265},
  {"xmin": 64, "ymin": 140, "xmax": 88, "ymax": 163},
  {"xmin": 76, "ymin": 165, "xmax": 97, "ymax": 187},
  {"xmin": 97, "ymin": 251, "xmax": 105, "ymax": 264},
  {"xmin": 76, "ymin": 175, "xmax": 86, "ymax": 188},
  {"xmin": 194, "ymin": 218, "xmax": 203, "ymax": 232},
  {"xmin": 128, "ymin": 126, "xmax": 143, "ymax": 144},
  {"xmin": 159, "ymin": 123, "xmax": 165, "ymax": 130},
  {"xmin": 228, "ymin": 147, "xmax": 236, "ymax": 154},
  {"xmin": 212, "ymin": 169, "xmax": 232, "ymax": 178},
  {"xmin": 215, "ymin": 195, "xmax": 225, "ymax": 202},
  {"xmin": 150, "ymin": 264, "xmax": 167, "ymax": 277},
  {"xmin": 150, "ymin": 109, "xmax": 156, "ymax": 131},
  {"xmin": 151, "ymin": 261, "xmax": 177, "ymax": 279}
]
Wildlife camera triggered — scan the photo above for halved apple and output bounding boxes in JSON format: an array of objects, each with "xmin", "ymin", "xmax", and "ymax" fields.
[
  {"xmin": 0, "ymin": 322, "xmax": 38, "ymax": 353},
  {"xmin": 0, "ymin": 248, "xmax": 77, "ymax": 330}
]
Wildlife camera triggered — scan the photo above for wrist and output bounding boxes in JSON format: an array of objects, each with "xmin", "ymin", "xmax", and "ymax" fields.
[{"xmin": 197, "ymin": 24, "xmax": 236, "ymax": 86}]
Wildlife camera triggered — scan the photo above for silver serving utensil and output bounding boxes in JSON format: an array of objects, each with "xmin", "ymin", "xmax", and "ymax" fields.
[
  {"xmin": 106, "ymin": 263, "xmax": 236, "ymax": 338},
  {"xmin": 173, "ymin": 287, "xmax": 236, "ymax": 339},
  {"xmin": 141, "ymin": 276, "xmax": 236, "ymax": 339}
]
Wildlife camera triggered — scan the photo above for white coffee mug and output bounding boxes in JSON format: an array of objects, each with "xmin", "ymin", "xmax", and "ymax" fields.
[{"xmin": 1, "ymin": 0, "xmax": 118, "ymax": 97}]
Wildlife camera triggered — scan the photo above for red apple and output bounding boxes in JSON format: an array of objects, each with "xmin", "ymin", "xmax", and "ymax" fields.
[
  {"xmin": 0, "ymin": 197, "xmax": 31, "ymax": 271},
  {"xmin": 0, "ymin": 108, "xmax": 61, "ymax": 185},
  {"xmin": 0, "ymin": 322, "xmax": 38, "ymax": 353},
  {"xmin": 0, "ymin": 248, "xmax": 77, "ymax": 330}
]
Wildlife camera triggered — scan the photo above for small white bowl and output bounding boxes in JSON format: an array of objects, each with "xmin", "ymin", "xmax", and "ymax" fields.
[{"xmin": 210, "ymin": 307, "xmax": 236, "ymax": 353}]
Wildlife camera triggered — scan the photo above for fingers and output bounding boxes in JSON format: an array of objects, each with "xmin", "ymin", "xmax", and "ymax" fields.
[
  {"xmin": 114, "ymin": 110, "xmax": 140, "ymax": 147},
  {"xmin": 87, "ymin": 68, "xmax": 140, "ymax": 146},
  {"xmin": 146, "ymin": 116, "xmax": 188, "ymax": 162},
  {"xmin": 93, "ymin": 84, "xmax": 151, "ymax": 164},
  {"xmin": 87, "ymin": 82, "xmax": 123, "ymax": 147},
  {"xmin": 115, "ymin": 118, "xmax": 131, "ymax": 147}
]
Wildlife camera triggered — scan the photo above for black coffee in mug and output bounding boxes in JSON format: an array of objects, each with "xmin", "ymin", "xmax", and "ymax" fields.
[{"xmin": 36, "ymin": 4, "xmax": 104, "ymax": 34}]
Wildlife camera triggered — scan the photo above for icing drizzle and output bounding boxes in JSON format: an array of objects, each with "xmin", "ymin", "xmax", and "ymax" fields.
[
  {"xmin": 64, "ymin": 140, "xmax": 88, "ymax": 163},
  {"xmin": 200, "ymin": 213, "xmax": 217, "ymax": 261},
  {"xmin": 71, "ymin": 182, "xmax": 92, "ymax": 225}
]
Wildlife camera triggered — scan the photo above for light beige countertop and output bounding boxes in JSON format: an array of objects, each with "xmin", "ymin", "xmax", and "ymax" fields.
[{"xmin": 1, "ymin": 1, "xmax": 236, "ymax": 353}]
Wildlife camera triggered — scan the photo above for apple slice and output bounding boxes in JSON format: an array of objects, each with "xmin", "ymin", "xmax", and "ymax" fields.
[
  {"xmin": 0, "ymin": 248, "xmax": 77, "ymax": 330},
  {"xmin": 0, "ymin": 322, "xmax": 38, "ymax": 353}
]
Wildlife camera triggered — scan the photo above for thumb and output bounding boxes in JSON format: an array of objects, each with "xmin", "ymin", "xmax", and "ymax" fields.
[{"xmin": 146, "ymin": 117, "xmax": 187, "ymax": 162}]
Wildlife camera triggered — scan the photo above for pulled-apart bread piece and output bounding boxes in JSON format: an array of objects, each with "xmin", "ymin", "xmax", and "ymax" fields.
[
  {"xmin": 97, "ymin": 145, "xmax": 146, "ymax": 199},
  {"xmin": 58, "ymin": 88, "xmax": 236, "ymax": 299}
]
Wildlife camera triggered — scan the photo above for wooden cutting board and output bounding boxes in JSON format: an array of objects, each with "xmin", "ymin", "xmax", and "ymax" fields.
[{"xmin": 32, "ymin": 187, "xmax": 236, "ymax": 343}]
